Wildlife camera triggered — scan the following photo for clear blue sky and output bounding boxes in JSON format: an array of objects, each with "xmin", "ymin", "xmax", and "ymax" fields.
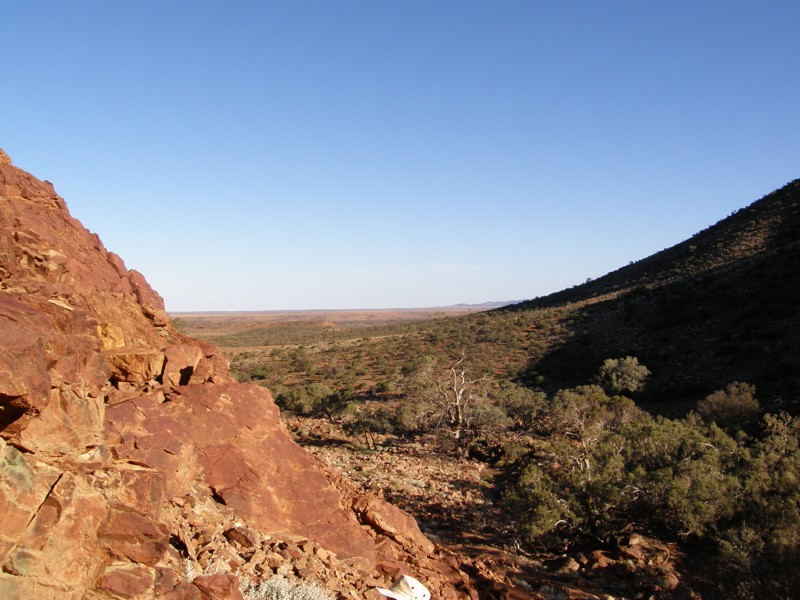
[{"xmin": 2, "ymin": 2, "xmax": 798, "ymax": 311}]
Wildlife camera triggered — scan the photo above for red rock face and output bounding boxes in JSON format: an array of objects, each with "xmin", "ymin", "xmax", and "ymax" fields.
[
  {"xmin": 104, "ymin": 383, "xmax": 376, "ymax": 562},
  {"xmin": 0, "ymin": 150, "xmax": 488, "ymax": 599}
]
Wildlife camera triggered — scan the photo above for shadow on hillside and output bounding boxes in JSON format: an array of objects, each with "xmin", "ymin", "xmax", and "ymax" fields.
[{"xmin": 523, "ymin": 245, "xmax": 800, "ymax": 413}]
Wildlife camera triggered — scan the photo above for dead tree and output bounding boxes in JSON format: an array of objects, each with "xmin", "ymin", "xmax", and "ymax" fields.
[{"xmin": 412, "ymin": 356, "xmax": 490, "ymax": 454}]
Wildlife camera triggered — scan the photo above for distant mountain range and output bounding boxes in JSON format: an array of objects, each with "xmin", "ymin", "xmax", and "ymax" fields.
[{"xmin": 446, "ymin": 301, "xmax": 519, "ymax": 309}]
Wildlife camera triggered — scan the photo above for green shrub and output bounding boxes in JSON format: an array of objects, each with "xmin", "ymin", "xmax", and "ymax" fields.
[
  {"xmin": 275, "ymin": 383, "xmax": 353, "ymax": 419},
  {"xmin": 548, "ymin": 385, "xmax": 642, "ymax": 442},
  {"xmin": 505, "ymin": 461, "xmax": 578, "ymax": 547},
  {"xmin": 342, "ymin": 403, "xmax": 416, "ymax": 448},
  {"xmin": 595, "ymin": 356, "xmax": 650, "ymax": 394},
  {"xmin": 726, "ymin": 412, "xmax": 800, "ymax": 598},
  {"xmin": 505, "ymin": 401, "xmax": 746, "ymax": 545},
  {"xmin": 494, "ymin": 382, "xmax": 545, "ymax": 430}
]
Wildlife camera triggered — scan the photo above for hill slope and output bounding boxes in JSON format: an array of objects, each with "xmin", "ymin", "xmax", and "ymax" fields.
[{"xmin": 511, "ymin": 179, "xmax": 800, "ymax": 406}]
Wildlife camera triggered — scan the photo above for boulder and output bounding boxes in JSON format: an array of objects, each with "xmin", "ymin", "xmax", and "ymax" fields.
[{"xmin": 162, "ymin": 343, "xmax": 205, "ymax": 387}]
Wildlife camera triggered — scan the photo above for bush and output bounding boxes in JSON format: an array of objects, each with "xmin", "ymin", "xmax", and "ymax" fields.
[
  {"xmin": 342, "ymin": 403, "xmax": 416, "ymax": 448},
  {"xmin": 275, "ymin": 383, "xmax": 334, "ymax": 416},
  {"xmin": 548, "ymin": 385, "xmax": 641, "ymax": 442},
  {"xmin": 504, "ymin": 401, "xmax": 745, "ymax": 547},
  {"xmin": 504, "ymin": 461, "xmax": 578, "ymax": 548},
  {"xmin": 697, "ymin": 382, "xmax": 759, "ymax": 429},
  {"xmin": 595, "ymin": 356, "xmax": 650, "ymax": 394},
  {"xmin": 494, "ymin": 382, "xmax": 545, "ymax": 430},
  {"xmin": 620, "ymin": 414, "xmax": 743, "ymax": 537},
  {"xmin": 469, "ymin": 402, "xmax": 513, "ymax": 436},
  {"xmin": 275, "ymin": 383, "xmax": 353, "ymax": 420},
  {"xmin": 724, "ymin": 412, "xmax": 800, "ymax": 598}
]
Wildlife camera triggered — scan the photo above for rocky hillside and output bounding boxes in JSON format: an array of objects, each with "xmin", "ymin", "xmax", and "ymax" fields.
[
  {"xmin": 0, "ymin": 150, "xmax": 524, "ymax": 599},
  {"xmin": 510, "ymin": 179, "xmax": 800, "ymax": 405}
]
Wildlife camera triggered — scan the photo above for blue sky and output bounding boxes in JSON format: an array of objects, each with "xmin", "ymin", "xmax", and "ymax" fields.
[{"xmin": 2, "ymin": 2, "xmax": 798, "ymax": 310}]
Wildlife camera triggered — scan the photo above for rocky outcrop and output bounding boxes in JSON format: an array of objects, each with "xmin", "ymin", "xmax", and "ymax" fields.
[{"xmin": 0, "ymin": 150, "xmax": 506, "ymax": 599}]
